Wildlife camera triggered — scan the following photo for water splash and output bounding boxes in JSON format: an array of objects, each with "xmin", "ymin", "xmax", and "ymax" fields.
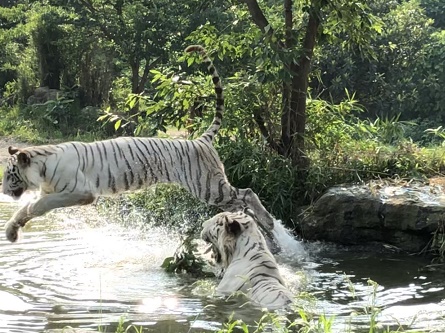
[{"xmin": 272, "ymin": 219, "xmax": 307, "ymax": 263}]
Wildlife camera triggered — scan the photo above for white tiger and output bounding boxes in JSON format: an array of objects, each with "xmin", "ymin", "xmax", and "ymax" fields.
[
  {"xmin": 201, "ymin": 211, "xmax": 294, "ymax": 310},
  {"xmin": 2, "ymin": 45, "xmax": 275, "ymax": 242}
]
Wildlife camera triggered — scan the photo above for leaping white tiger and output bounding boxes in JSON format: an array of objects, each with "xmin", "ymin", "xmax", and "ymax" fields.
[
  {"xmin": 201, "ymin": 211, "xmax": 294, "ymax": 310},
  {"xmin": 2, "ymin": 45, "xmax": 275, "ymax": 243}
]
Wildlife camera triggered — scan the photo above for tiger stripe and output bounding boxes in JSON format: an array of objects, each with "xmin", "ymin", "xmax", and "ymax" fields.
[{"xmin": 201, "ymin": 211, "xmax": 293, "ymax": 310}]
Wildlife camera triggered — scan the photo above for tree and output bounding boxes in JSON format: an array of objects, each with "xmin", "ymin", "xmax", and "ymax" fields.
[
  {"xmin": 30, "ymin": 7, "xmax": 66, "ymax": 89},
  {"xmin": 220, "ymin": 0, "xmax": 381, "ymax": 168},
  {"xmin": 313, "ymin": 0, "xmax": 440, "ymax": 124},
  {"xmin": 70, "ymin": 0, "xmax": 211, "ymax": 133},
  {"xmin": 420, "ymin": 0, "xmax": 445, "ymax": 28}
]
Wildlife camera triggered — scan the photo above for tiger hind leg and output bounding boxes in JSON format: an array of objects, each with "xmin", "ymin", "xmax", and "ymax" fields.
[
  {"xmin": 233, "ymin": 188, "xmax": 282, "ymax": 253},
  {"xmin": 212, "ymin": 186, "xmax": 275, "ymax": 231},
  {"xmin": 234, "ymin": 188, "xmax": 275, "ymax": 229},
  {"xmin": 209, "ymin": 185, "xmax": 281, "ymax": 253}
]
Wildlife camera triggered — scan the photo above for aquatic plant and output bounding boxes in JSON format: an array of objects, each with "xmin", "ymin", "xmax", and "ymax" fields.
[
  {"xmin": 97, "ymin": 316, "xmax": 143, "ymax": 333},
  {"xmin": 213, "ymin": 279, "xmax": 428, "ymax": 333},
  {"xmin": 161, "ymin": 233, "xmax": 214, "ymax": 277}
]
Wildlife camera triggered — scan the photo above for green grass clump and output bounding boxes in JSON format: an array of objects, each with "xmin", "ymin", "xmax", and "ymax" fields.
[{"xmin": 0, "ymin": 103, "xmax": 107, "ymax": 144}]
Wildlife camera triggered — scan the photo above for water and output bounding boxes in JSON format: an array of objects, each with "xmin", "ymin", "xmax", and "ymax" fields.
[{"xmin": 0, "ymin": 194, "xmax": 444, "ymax": 333}]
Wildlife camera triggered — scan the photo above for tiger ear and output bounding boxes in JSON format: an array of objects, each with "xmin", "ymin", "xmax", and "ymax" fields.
[
  {"xmin": 225, "ymin": 216, "xmax": 241, "ymax": 236},
  {"xmin": 17, "ymin": 152, "xmax": 31, "ymax": 167},
  {"xmin": 8, "ymin": 146, "xmax": 19, "ymax": 155},
  {"xmin": 8, "ymin": 146, "xmax": 30, "ymax": 167}
]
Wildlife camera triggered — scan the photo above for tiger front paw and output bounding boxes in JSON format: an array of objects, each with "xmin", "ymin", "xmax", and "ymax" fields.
[{"xmin": 5, "ymin": 220, "xmax": 21, "ymax": 242}]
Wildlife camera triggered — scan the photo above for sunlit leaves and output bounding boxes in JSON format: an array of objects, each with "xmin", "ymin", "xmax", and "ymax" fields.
[
  {"xmin": 114, "ymin": 118, "xmax": 122, "ymax": 131},
  {"xmin": 321, "ymin": 0, "xmax": 383, "ymax": 57}
]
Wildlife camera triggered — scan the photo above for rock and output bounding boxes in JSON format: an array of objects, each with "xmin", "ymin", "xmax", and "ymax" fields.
[
  {"xmin": 27, "ymin": 86, "xmax": 62, "ymax": 105},
  {"xmin": 301, "ymin": 182, "xmax": 445, "ymax": 252}
]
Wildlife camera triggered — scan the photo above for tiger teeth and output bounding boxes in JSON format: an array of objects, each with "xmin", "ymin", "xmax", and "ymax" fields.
[{"xmin": 204, "ymin": 245, "xmax": 213, "ymax": 254}]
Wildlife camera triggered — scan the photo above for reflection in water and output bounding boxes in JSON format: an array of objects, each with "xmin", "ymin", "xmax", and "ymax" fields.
[
  {"xmin": 0, "ymin": 195, "xmax": 444, "ymax": 332},
  {"xmin": 0, "ymin": 290, "xmax": 31, "ymax": 312}
]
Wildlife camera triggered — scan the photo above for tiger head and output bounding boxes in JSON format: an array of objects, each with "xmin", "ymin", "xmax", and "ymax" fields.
[
  {"xmin": 201, "ymin": 210, "xmax": 263, "ymax": 269},
  {"xmin": 3, "ymin": 146, "xmax": 31, "ymax": 200}
]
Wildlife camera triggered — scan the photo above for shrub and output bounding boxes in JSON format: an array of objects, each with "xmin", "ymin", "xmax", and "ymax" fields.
[{"xmin": 99, "ymin": 184, "xmax": 217, "ymax": 235}]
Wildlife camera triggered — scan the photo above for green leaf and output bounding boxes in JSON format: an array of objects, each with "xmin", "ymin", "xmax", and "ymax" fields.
[
  {"xmin": 114, "ymin": 119, "xmax": 122, "ymax": 131},
  {"xmin": 97, "ymin": 114, "xmax": 109, "ymax": 121},
  {"xmin": 128, "ymin": 95, "xmax": 137, "ymax": 110},
  {"xmin": 161, "ymin": 256, "xmax": 174, "ymax": 269}
]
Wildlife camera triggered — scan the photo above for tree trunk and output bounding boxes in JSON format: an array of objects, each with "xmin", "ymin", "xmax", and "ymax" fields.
[
  {"xmin": 244, "ymin": 0, "xmax": 320, "ymax": 169},
  {"xmin": 280, "ymin": 0, "xmax": 293, "ymax": 156},
  {"xmin": 288, "ymin": 10, "xmax": 319, "ymax": 168},
  {"xmin": 35, "ymin": 32, "xmax": 62, "ymax": 90}
]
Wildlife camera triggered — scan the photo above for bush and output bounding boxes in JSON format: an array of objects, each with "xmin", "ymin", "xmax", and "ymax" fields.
[
  {"xmin": 100, "ymin": 184, "xmax": 217, "ymax": 235},
  {"xmin": 216, "ymin": 138, "xmax": 305, "ymax": 227},
  {"xmin": 0, "ymin": 99, "xmax": 108, "ymax": 143}
]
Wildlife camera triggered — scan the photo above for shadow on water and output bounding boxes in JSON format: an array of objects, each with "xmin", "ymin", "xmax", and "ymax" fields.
[{"xmin": 0, "ymin": 194, "xmax": 444, "ymax": 332}]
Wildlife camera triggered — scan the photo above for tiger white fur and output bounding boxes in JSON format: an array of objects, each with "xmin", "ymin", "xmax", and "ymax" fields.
[
  {"xmin": 2, "ymin": 45, "xmax": 275, "ymax": 242},
  {"xmin": 201, "ymin": 211, "xmax": 293, "ymax": 310}
]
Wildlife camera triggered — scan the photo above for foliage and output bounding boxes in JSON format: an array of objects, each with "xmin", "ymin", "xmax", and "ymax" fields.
[
  {"xmin": 98, "ymin": 316, "xmax": 143, "ymax": 333},
  {"xmin": 0, "ymin": 101, "xmax": 106, "ymax": 142},
  {"xmin": 22, "ymin": 95, "xmax": 101, "ymax": 136},
  {"xmin": 99, "ymin": 184, "xmax": 217, "ymax": 233},
  {"xmin": 217, "ymin": 138, "xmax": 303, "ymax": 224},
  {"xmin": 1, "ymin": 0, "xmax": 444, "ymax": 152},
  {"xmin": 356, "ymin": 115, "xmax": 417, "ymax": 145},
  {"xmin": 420, "ymin": 0, "xmax": 445, "ymax": 28},
  {"xmin": 161, "ymin": 233, "xmax": 213, "ymax": 277},
  {"xmin": 314, "ymin": 0, "xmax": 444, "ymax": 123},
  {"xmin": 98, "ymin": 62, "xmax": 215, "ymax": 137}
]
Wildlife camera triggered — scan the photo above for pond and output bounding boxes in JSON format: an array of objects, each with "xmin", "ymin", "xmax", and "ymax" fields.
[{"xmin": 0, "ymin": 194, "xmax": 444, "ymax": 333}]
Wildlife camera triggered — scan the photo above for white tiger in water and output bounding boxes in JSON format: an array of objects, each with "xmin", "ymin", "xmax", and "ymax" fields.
[
  {"xmin": 2, "ymin": 45, "xmax": 275, "ymax": 243},
  {"xmin": 201, "ymin": 211, "xmax": 294, "ymax": 310}
]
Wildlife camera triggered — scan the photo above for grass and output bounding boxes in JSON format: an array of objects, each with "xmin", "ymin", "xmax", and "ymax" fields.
[
  {"xmin": 0, "ymin": 104, "xmax": 107, "ymax": 144},
  {"xmin": 104, "ymin": 316, "xmax": 143, "ymax": 333},
  {"xmin": 87, "ymin": 279, "xmax": 430, "ymax": 333},
  {"xmin": 211, "ymin": 281, "xmax": 429, "ymax": 333}
]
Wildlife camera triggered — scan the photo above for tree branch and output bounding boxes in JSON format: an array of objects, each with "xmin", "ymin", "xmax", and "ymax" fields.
[
  {"xmin": 281, "ymin": 0, "xmax": 294, "ymax": 154},
  {"xmin": 77, "ymin": 0, "xmax": 96, "ymax": 13},
  {"xmin": 77, "ymin": 0, "xmax": 115, "ymax": 41},
  {"xmin": 243, "ymin": 0, "xmax": 287, "ymax": 153},
  {"xmin": 284, "ymin": 0, "xmax": 293, "ymax": 48},
  {"xmin": 137, "ymin": 57, "xmax": 161, "ymax": 93},
  {"xmin": 287, "ymin": 4, "xmax": 320, "ymax": 164},
  {"xmin": 253, "ymin": 109, "xmax": 284, "ymax": 155},
  {"xmin": 242, "ymin": 0, "xmax": 284, "ymax": 49},
  {"xmin": 242, "ymin": 0, "xmax": 272, "ymax": 33}
]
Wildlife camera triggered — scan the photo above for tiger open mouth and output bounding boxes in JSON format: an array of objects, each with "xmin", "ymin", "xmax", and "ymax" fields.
[
  {"xmin": 204, "ymin": 243, "xmax": 222, "ymax": 264},
  {"xmin": 11, "ymin": 188, "xmax": 24, "ymax": 199}
]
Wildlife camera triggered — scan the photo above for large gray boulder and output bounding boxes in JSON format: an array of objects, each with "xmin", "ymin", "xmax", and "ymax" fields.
[
  {"xmin": 301, "ymin": 183, "xmax": 445, "ymax": 252},
  {"xmin": 27, "ymin": 86, "xmax": 62, "ymax": 105}
]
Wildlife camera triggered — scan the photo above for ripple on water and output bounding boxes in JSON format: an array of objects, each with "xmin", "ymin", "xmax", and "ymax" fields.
[
  {"xmin": 0, "ymin": 200, "xmax": 206, "ymax": 332},
  {"xmin": 0, "ymin": 196, "xmax": 444, "ymax": 332}
]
